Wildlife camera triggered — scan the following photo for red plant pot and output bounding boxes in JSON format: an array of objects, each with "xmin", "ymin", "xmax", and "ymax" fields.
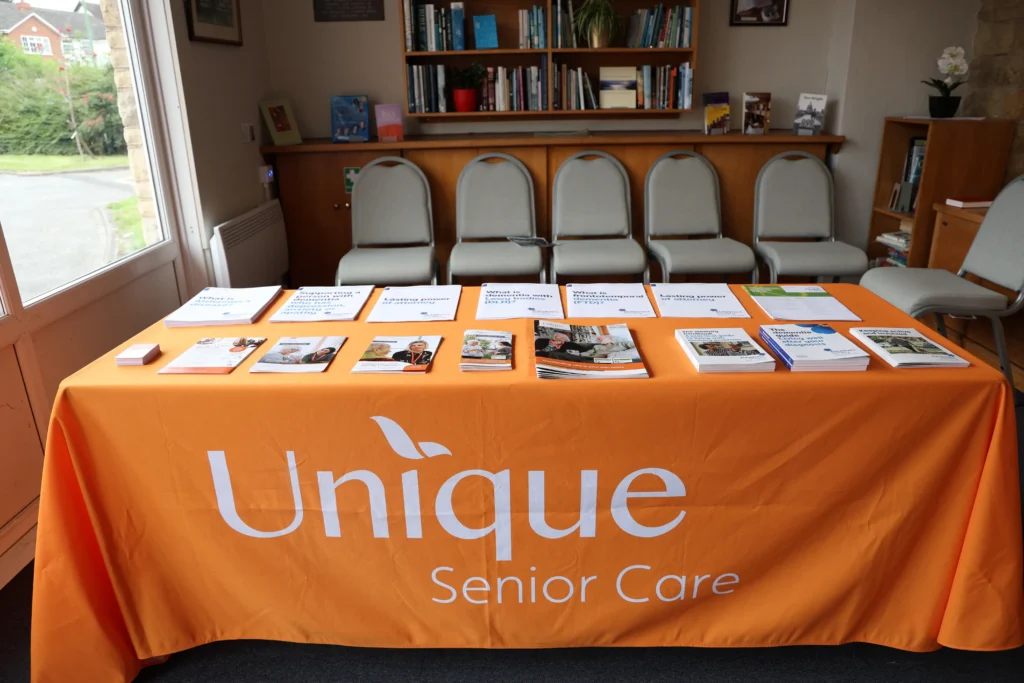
[{"xmin": 453, "ymin": 88, "xmax": 478, "ymax": 113}]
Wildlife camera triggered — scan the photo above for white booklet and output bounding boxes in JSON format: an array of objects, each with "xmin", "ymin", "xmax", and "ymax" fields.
[
  {"xmin": 366, "ymin": 286, "xmax": 462, "ymax": 323},
  {"xmin": 352, "ymin": 336, "xmax": 442, "ymax": 373},
  {"xmin": 850, "ymin": 328, "xmax": 969, "ymax": 368},
  {"xmin": 269, "ymin": 286, "xmax": 373, "ymax": 322},
  {"xmin": 164, "ymin": 286, "xmax": 281, "ymax": 327},
  {"xmin": 760, "ymin": 324, "xmax": 869, "ymax": 372},
  {"xmin": 461, "ymin": 330, "xmax": 513, "ymax": 371},
  {"xmin": 159, "ymin": 337, "xmax": 266, "ymax": 374},
  {"xmin": 742, "ymin": 285, "xmax": 860, "ymax": 322},
  {"xmin": 675, "ymin": 329, "xmax": 775, "ymax": 373},
  {"xmin": 115, "ymin": 343, "xmax": 160, "ymax": 366},
  {"xmin": 565, "ymin": 283, "xmax": 656, "ymax": 318},
  {"xmin": 476, "ymin": 283, "xmax": 564, "ymax": 320},
  {"xmin": 250, "ymin": 336, "xmax": 345, "ymax": 373},
  {"xmin": 651, "ymin": 283, "xmax": 750, "ymax": 318},
  {"xmin": 534, "ymin": 320, "xmax": 648, "ymax": 379}
]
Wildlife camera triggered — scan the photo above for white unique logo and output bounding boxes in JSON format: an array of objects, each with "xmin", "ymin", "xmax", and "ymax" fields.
[{"xmin": 370, "ymin": 416, "xmax": 451, "ymax": 459}]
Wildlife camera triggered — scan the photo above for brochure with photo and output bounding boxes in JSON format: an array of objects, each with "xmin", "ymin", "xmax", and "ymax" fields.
[
  {"xmin": 850, "ymin": 328, "xmax": 969, "ymax": 368},
  {"xmin": 460, "ymin": 330, "xmax": 513, "ymax": 371},
  {"xmin": 164, "ymin": 286, "xmax": 281, "ymax": 327},
  {"xmin": 759, "ymin": 324, "xmax": 869, "ymax": 372},
  {"xmin": 250, "ymin": 336, "xmax": 346, "ymax": 373},
  {"xmin": 742, "ymin": 285, "xmax": 860, "ymax": 321},
  {"xmin": 565, "ymin": 283, "xmax": 656, "ymax": 318},
  {"xmin": 159, "ymin": 337, "xmax": 266, "ymax": 375},
  {"xmin": 534, "ymin": 320, "xmax": 648, "ymax": 379},
  {"xmin": 366, "ymin": 286, "xmax": 462, "ymax": 322},
  {"xmin": 675, "ymin": 329, "xmax": 775, "ymax": 373},
  {"xmin": 650, "ymin": 283, "xmax": 750, "ymax": 318},
  {"xmin": 476, "ymin": 283, "xmax": 564, "ymax": 320},
  {"xmin": 269, "ymin": 287, "xmax": 373, "ymax": 322},
  {"xmin": 352, "ymin": 336, "xmax": 442, "ymax": 373}
]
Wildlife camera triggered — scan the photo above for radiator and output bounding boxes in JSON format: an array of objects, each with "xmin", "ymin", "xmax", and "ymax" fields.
[{"xmin": 210, "ymin": 199, "xmax": 289, "ymax": 288}]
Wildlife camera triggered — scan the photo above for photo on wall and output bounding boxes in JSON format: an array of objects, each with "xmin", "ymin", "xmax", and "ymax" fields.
[
  {"xmin": 730, "ymin": 0, "xmax": 788, "ymax": 26},
  {"xmin": 184, "ymin": 0, "xmax": 243, "ymax": 45}
]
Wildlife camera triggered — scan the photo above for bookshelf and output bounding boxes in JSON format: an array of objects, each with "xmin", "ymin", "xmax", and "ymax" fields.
[{"xmin": 399, "ymin": 0, "xmax": 700, "ymax": 120}]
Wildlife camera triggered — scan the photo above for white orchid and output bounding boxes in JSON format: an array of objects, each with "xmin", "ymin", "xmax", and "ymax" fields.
[{"xmin": 924, "ymin": 46, "xmax": 968, "ymax": 96}]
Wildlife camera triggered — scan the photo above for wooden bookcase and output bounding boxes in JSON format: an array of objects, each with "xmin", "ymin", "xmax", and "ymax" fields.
[
  {"xmin": 398, "ymin": 0, "xmax": 700, "ymax": 120},
  {"xmin": 867, "ymin": 117, "xmax": 1014, "ymax": 268}
]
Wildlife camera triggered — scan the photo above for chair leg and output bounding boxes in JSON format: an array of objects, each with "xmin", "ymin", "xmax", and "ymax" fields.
[
  {"xmin": 990, "ymin": 316, "xmax": 1016, "ymax": 394},
  {"xmin": 539, "ymin": 265, "xmax": 547, "ymax": 284},
  {"xmin": 432, "ymin": 261, "xmax": 439, "ymax": 286},
  {"xmin": 643, "ymin": 264, "xmax": 650, "ymax": 285},
  {"xmin": 768, "ymin": 262, "xmax": 778, "ymax": 284},
  {"xmin": 831, "ymin": 275, "xmax": 841, "ymax": 284},
  {"xmin": 446, "ymin": 260, "xmax": 454, "ymax": 286},
  {"xmin": 934, "ymin": 313, "xmax": 947, "ymax": 338},
  {"xmin": 750, "ymin": 264, "xmax": 759, "ymax": 285}
]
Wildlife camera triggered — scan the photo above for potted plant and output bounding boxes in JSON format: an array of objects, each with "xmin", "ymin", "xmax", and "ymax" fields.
[
  {"xmin": 574, "ymin": 0, "xmax": 620, "ymax": 49},
  {"xmin": 922, "ymin": 46, "xmax": 968, "ymax": 118},
  {"xmin": 450, "ymin": 63, "xmax": 487, "ymax": 113}
]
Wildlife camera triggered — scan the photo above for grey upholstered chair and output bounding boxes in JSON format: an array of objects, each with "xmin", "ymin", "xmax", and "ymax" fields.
[
  {"xmin": 551, "ymin": 151, "xmax": 646, "ymax": 283},
  {"xmin": 861, "ymin": 175, "xmax": 1024, "ymax": 392},
  {"xmin": 335, "ymin": 156, "xmax": 438, "ymax": 286},
  {"xmin": 448, "ymin": 153, "xmax": 544, "ymax": 283},
  {"xmin": 753, "ymin": 151, "xmax": 868, "ymax": 283},
  {"xmin": 645, "ymin": 150, "xmax": 755, "ymax": 282}
]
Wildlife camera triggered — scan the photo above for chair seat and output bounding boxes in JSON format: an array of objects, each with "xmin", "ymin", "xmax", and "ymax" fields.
[
  {"xmin": 860, "ymin": 267, "xmax": 1008, "ymax": 315},
  {"xmin": 336, "ymin": 246, "xmax": 435, "ymax": 286},
  {"xmin": 757, "ymin": 240, "xmax": 868, "ymax": 278},
  {"xmin": 449, "ymin": 242, "xmax": 543, "ymax": 278},
  {"xmin": 649, "ymin": 238, "xmax": 755, "ymax": 275},
  {"xmin": 552, "ymin": 239, "xmax": 646, "ymax": 277}
]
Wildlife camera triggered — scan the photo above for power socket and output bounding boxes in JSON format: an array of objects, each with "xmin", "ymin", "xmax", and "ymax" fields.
[{"xmin": 241, "ymin": 123, "xmax": 256, "ymax": 143}]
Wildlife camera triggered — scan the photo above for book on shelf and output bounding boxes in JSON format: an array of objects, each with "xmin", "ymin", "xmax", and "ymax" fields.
[
  {"xmin": 115, "ymin": 343, "xmax": 160, "ymax": 366},
  {"xmin": 742, "ymin": 285, "xmax": 861, "ymax": 322},
  {"xmin": 164, "ymin": 286, "xmax": 281, "ymax": 327},
  {"xmin": 352, "ymin": 336, "xmax": 441, "ymax": 374},
  {"xmin": 534, "ymin": 320, "xmax": 648, "ymax": 379},
  {"xmin": 565, "ymin": 283, "xmax": 656, "ymax": 318},
  {"xmin": 599, "ymin": 67, "xmax": 637, "ymax": 109},
  {"xmin": 759, "ymin": 324, "xmax": 870, "ymax": 372},
  {"xmin": 875, "ymin": 230, "xmax": 911, "ymax": 251},
  {"xmin": 703, "ymin": 92, "xmax": 730, "ymax": 134},
  {"xmin": 849, "ymin": 328, "xmax": 969, "ymax": 368},
  {"xmin": 885, "ymin": 248, "xmax": 908, "ymax": 266},
  {"xmin": 330, "ymin": 95, "xmax": 369, "ymax": 143},
  {"xmin": 650, "ymin": 283, "xmax": 750, "ymax": 318},
  {"xmin": 676, "ymin": 329, "xmax": 776, "ymax": 373},
  {"xmin": 403, "ymin": 0, "xmax": 414, "ymax": 51},
  {"xmin": 625, "ymin": 5, "xmax": 693, "ymax": 48},
  {"xmin": 406, "ymin": 64, "xmax": 449, "ymax": 114},
  {"xmin": 451, "ymin": 2, "xmax": 465, "ymax": 50},
  {"xmin": 366, "ymin": 285, "xmax": 462, "ymax": 322},
  {"xmin": 794, "ymin": 93, "xmax": 827, "ymax": 135},
  {"xmin": 518, "ymin": 6, "xmax": 547, "ymax": 49},
  {"xmin": 159, "ymin": 337, "xmax": 266, "ymax": 375},
  {"xmin": 477, "ymin": 283, "xmax": 564, "ymax": 319},
  {"xmin": 899, "ymin": 217, "xmax": 914, "ymax": 233},
  {"xmin": 473, "ymin": 14, "xmax": 498, "ymax": 49},
  {"xmin": 269, "ymin": 286, "xmax": 373, "ymax": 323},
  {"xmin": 743, "ymin": 92, "xmax": 771, "ymax": 135},
  {"xmin": 250, "ymin": 336, "xmax": 345, "ymax": 374},
  {"xmin": 946, "ymin": 197, "xmax": 993, "ymax": 209},
  {"xmin": 375, "ymin": 103, "xmax": 405, "ymax": 142},
  {"xmin": 461, "ymin": 330, "xmax": 513, "ymax": 371},
  {"xmin": 903, "ymin": 137, "xmax": 927, "ymax": 183}
]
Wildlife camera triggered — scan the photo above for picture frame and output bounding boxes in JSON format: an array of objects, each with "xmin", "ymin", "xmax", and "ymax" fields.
[
  {"xmin": 184, "ymin": 0, "xmax": 243, "ymax": 46},
  {"xmin": 260, "ymin": 99, "xmax": 303, "ymax": 147},
  {"xmin": 730, "ymin": 0, "xmax": 789, "ymax": 27}
]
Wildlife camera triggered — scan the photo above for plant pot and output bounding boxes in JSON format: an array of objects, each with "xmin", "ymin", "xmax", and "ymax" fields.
[
  {"xmin": 589, "ymin": 26, "xmax": 611, "ymax": 48},
  {"xmin": 929, "ymin": 95, "xmax": 961, "ymax": 118},
  {"xmin": 453, "ymin": 88, "xmax": 478, "ymax": 113}
]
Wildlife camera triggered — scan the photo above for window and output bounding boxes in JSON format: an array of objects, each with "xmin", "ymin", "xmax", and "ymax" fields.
[{"xmin": 20, "ymin": 35, "xmax": 53, "ymax": 56}]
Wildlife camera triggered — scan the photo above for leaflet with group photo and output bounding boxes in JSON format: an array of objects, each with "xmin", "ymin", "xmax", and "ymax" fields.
[
  {"xmin": 250, "ymin": 336, "xmax": 346, "ymax": 373},
  {"xmin": 651, "ymin": 283, "xmax": 750, "ymax": 318},
  {"xmin": 461, "ymin": 330, "xmax": 513, "ymax": 371},
  {"xmin": 366, "ymin": 286, "xmax": 462, "ymax": 322},
  {"xmin": 352, "ymin": 336, "xmax": 442, "ymax": 373},
  {"xmin": 476, "ymin": 283, "xmax": 564, "ymax": 320},
  {"xmin": 565, "ymin": 283, "xmax": 656, "ymax": 318},
  {"xmin": 533, "ymin": 320, "xmax": 648, "ymax": 379},
  {"xmin": 269, "ymin": 286, "xmax": 373, "ymax": 322}
]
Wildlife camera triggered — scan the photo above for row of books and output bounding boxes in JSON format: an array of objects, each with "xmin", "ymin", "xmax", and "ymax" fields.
[
  {"xmin": 407, "ymin": 64, "xmax": 448, "ymax": 114},
  {"xmin": 489, "ymin": 64, "xmax": 548, "ymax": 112},
  {"xmin": 518, "ymin": 6, "xmax": 547, "ymax": 49},
  {"xmin": 624, "ymin": 5, "xmax": 694, "ymax": 48},
  {"xmin": 701, "ymin": 91, "xmax": 826, "ymax": 136},
  {"xmin": 556, "ymin": 63, "xmax": 694, "ymax": 111},
  {"xmin": 406, "ymin": 1, "xmax": 466, "ymax": 52},
  {"xmin": 556, "ymin": 65, "xmax": 597, "ymax": 111},
  {"xmin": 552, "ymin": 0, "xmax": 577, "ymax": 48}
]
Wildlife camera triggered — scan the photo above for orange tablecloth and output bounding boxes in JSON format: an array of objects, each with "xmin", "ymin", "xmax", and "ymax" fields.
[{"xmin": 31, "ymin": 285, "xmax": 1023, "ymax": 682}]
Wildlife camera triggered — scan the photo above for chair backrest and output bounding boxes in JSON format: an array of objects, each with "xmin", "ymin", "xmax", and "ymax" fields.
[
  {"xmin": 754, "ymin": 151, "xmax": 834, "ymax": 241},
  {"xmin": 351, "ymin": 156, "xmax": 433, "ymax": 246},
  {"xmin": 645, "ymin": 150, "xmax": 721, "ymax": 242},
  {"xmin": 962, "ymin": 175, "xmax": 1024, "ymax": 292},
  {"xmin": 552, "ymin": 151, "xmax": 631, "ymax": 239},
  {"xmin": 456, "ymin": 153, "xmax": 536, "ymax": 241}
]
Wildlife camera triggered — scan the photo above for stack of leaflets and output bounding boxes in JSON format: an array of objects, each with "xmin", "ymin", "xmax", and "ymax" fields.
[
  {"xmin": 164, "ymin": 286, "xmax": 281, "ymax": 327},
  {"xmin": 250, "ymin": 336, "xmax": 346, "ymax": 373},
  {"xmin": 675, "ymin": 329, "xmax": 775, "ymax": 373},
  {"xmin": 352, "ymin": 336, "xmax": 441, "ymax": 373},
  {"xmin": 366, "ymin": 285, "xmax": 462, "ymax": 322},
  {"xmin": 114, "ymin": 343, "xmax": 160, "ymax": 366},
  {"xmin": 269, "ymin": 286, "xmax": 373, "ymax": 322},
  {"xmin": 460, "ymin": 330, "xmax": 513, "ymax": 371},
  {"xmin": 759, "ymin": 324, "xmax": 870, "ymax": 372},
  {"xmin": 476, "ymin": 283, "xmax": 564, "ymax": 319},
  {"xmin": 534, "ymin": 320, "xmax": 648, "ymax": 379},
  {"xmin": 741, "ymin": 285, "xmax": 860, "ymax": 321},
  {"xmin": 158, "ymin": 337, "xmax": 266, "ymax": 374},
  {"xmin": 565, "ymin": 283, "xmax": 656, "ymax": 318},
  {"xmin": 650, "ymin": 283, "xmax": 750, "ymax": 318},
  {"xmin": 849, "ymin": 328, "xmax": 969, "ymax": 368}
]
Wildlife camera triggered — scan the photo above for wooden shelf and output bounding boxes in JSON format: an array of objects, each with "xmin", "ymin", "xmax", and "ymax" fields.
[
  {"xmin": 553, "ymin": 47, "xmax": 694, "ymax": 54},
  {"xmin": 405, "ymin": 49, "xmax": 548, "ymax": 56},
  {"xmin": 872, "ymin": 206, "xmax": 914, "ymax": 221},
  {"xmin": 407, "ymin": 108, "xmax": 692, "ymax": 119}
]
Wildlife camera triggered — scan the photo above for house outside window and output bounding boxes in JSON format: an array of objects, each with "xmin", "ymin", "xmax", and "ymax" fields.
[{"xmin": 20, "ymin": 35, "xmax": 53, "ymax": 55}]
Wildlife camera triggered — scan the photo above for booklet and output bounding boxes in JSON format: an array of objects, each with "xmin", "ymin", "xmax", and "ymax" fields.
[
  {"xmin": 460, "ymin": 330, "xmax": 513, "ymax": 371},
  {"xmin": 742, "ymin": 285, "xmax": 860, "ymax": 322},
  {"xmin": 164, "ymin": 286, "xmax": 281, "ymax": 327},
  {"xmin": 759, "ymin": 324, "xmax": 869, "ymax": 372},
  {"xmin": 476, "ymin": 283, "xmax": 564, "ymax": 320},
  {"xmin": 115, "ymin": 343, "xmax": 160, "ymax": 366},
  {"xmin": 849, "ymin": 328, "xmax": 969, "ymax": 368},
  {"xmin": 565, "ymin": 283, "xmax": 656, "ymax": 318},
  {"xmin": 365, "ymin": 286, "xmax": 462, "ymax": 323},
  {"xmin": 651, "ymin": 283, "xmax": 750, "ymax": 318},
  {"xmin": 269, "ymin": 286, "xmax": 373, "ymax": 322},
  {"xmin": 351, "ymin": 336, "xmax": 442, "ymax": 373},
  {"xmin": 159, "ymin": 337, "xmax": 266, "ymax": 374},
  {"xmin": 675, "ymin": 329, "xmax": 775, "ymax": 373},
  {"xmin": 534, "ymin": 320, "xmax": 648, "ymax": 379},
  {"xmin": 250, "ymin": 336, "xmax": 346, "ymax": 373}
]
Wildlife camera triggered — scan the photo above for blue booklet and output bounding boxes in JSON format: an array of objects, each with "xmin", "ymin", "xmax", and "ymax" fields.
[
  {"xmin": 473, "ymin": 14, "xmax": 498, "ymax": 49},
  {"xmin": 331, "ymin": 95, "xmax": 370, "ymax": 143}
]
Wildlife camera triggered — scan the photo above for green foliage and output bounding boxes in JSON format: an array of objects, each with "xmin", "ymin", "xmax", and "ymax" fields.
[
  {"xmin": 921, "ymin": 77, "xmax": 964, "ymax": 98},
  {"xmin": 574, "ymin": 0, "xmax": 621, "ymax": 46},
  {"xmin": 450, "ymin": 62, "xmax": 487, "ymax": 90}
]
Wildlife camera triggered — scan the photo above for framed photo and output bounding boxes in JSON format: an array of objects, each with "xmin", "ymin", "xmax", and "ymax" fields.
[
  {"xmin": 184, "ymin": 0, "xmax": 243, "ymax": 46},
  {"xmin": 260, "ymin": 99, "xmax": 303, "ymax": 147},
  {"xmin": 730, "ymin": 0, "xmax": 789, "ymax": 26}
]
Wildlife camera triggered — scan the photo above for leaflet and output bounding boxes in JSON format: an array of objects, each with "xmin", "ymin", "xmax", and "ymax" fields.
[
  {"xmin": 366, "ymin": 286, "xmax": 462, "ymax": 322},
  {"xmin": 476, "ymin": 283, "xmax": 564, "ymax": 320},
  {"xmin": 351, "ymin": 336, "xmax": 442, "ymax": 373},
  {"xmin": 159, "ymin": 337, "xmax": 266, "ymax": 374},
  {"xmin": 250, "ymin": 336, "xmax": 345, "ymax": 373},
  {"xmin": 760, "ymin": 324, "xmax": 869, "ymax": 371},
  {"xmin": 461, "ymin": 330, "xmax": 513, "ymax": 371},
  {"xmin": 269, "ymin": 286, "xmax": 373, "ymax": 322},
  {"xmin": 675, "ymin": 328, "xmax": 775, "ymax": 373},
  {"xmin": 651, "ymin": 283, "xmax": 750, "ymax": 318},
  {"xmin": 742, "ymin": 285, "xmax": 860, "ymax": 321},
  {"xmin": 565, "ymin": 283, "xmax": 656, "ymax": 318},
  {"xmin": 164, "ymin": 286, "xmax": 281, "ymax": 327},
  {"xmin": 534, "ymin": 320, "xmax": 648, "ymax": 379},
  {"xmin": 850, "ymin": 328, "xmax": 969, "ymax": 368}
]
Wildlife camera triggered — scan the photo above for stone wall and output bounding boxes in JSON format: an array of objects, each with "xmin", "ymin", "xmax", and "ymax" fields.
[{"xmin": 964, "ymin": 0, "xmax": 1024, "ymax": 178}]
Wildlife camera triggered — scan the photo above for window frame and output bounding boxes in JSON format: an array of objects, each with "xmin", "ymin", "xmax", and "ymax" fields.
[{"xmin": 20, "ymin": 35, "xmax": 53, "ymax": 56}]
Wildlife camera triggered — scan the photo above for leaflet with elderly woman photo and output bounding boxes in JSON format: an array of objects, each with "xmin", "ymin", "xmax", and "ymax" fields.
[
  {"xmin": 533, "ymin": 321, "xmax": 648, "ymax": 379},
  {"xmin": 460, "ymin": 330, "xmax": 513, "ymax": 371},
  {"xmin": 352, "ymin": 336, "xmax": 442, "ymax": 373},
  {"xmin": 250, "ymin": 336, "xmax": 346, "ymax": 373}
]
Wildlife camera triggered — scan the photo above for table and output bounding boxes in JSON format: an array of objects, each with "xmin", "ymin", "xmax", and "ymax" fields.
[{"xmin": 31, "ymin": 285, "xmax": 1023, "ymax": 683}]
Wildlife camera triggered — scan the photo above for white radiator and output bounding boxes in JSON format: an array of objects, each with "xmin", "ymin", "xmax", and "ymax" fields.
[{"xmin": 210, "ymin": 200, "xmax": 289, "ymax": 288}]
